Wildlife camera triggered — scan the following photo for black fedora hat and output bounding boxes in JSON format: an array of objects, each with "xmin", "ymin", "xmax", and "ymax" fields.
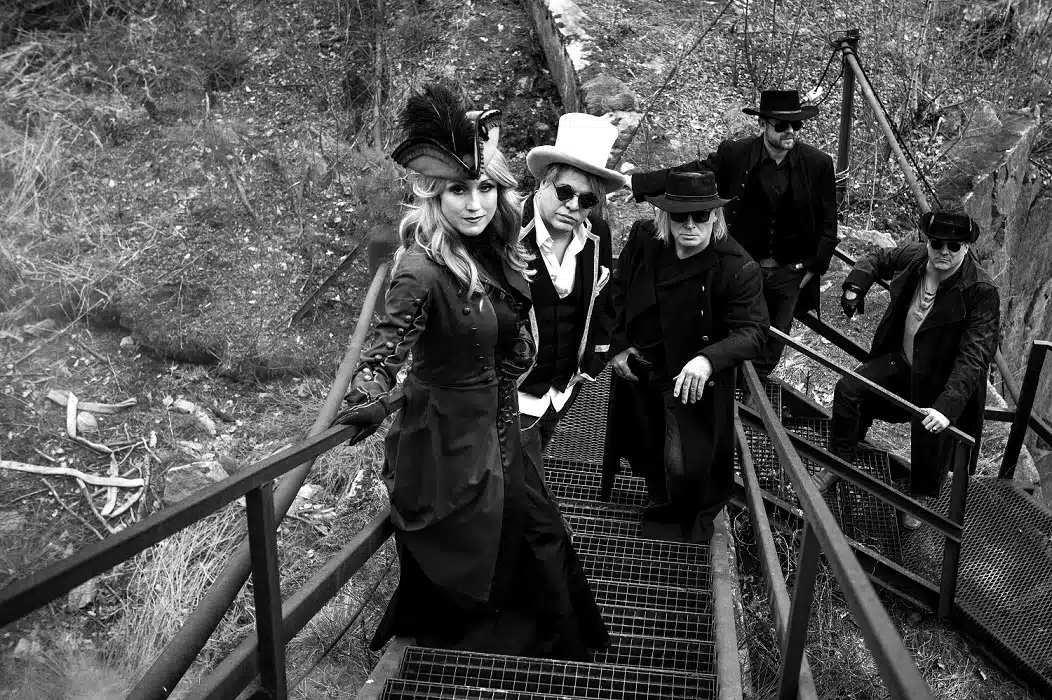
[
  {"xmin": 742, "ymin": 89, "xmax": 819, "ymax": 121},
  {"xmin": 645, "ymin": 171, "xmax": 734, "ymax": 213},
  {"xmin": 920, "ymin": 210, "xmax": 980, "ymax": 243}
]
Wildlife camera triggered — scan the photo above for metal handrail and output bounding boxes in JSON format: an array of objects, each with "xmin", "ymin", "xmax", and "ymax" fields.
[
  {"xmin": 128, "ymin": 260, "xmax": 394, "ymax": 699},
  {"xmin": 770, "ymin": 327, "xmax": 974, "ymax": 446},
  {"xmin": 742, "ymin": 362, "xmax": 936, "ymax": 699},
  {"xmin": 769, "ymin": 326, "xmax": 972, "ymax": 619},
  {"xmin": 734, "ymin": 416, "xmax": 819, "ymax": 700}
]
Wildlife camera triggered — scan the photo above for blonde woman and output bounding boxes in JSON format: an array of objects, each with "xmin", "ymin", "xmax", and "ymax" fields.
[
  {"xmin": 339, "ymin": 82, "xmax": 608, "ymax": 659},
  {"xmin": 604, "ymin": 171, "xmax": 768, "ymax": 542}
]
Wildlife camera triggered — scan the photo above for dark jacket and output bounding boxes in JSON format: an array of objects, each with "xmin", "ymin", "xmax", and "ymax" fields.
[
  {"xmin": 604, "ymin": 220, "xmax": 768, "ymax": 494},
  {"xmin": 349, "ymin": 245, "xmax": 532, "ymax": 603},
  {"xmin": 847, "ymin": 243, "xmax": 1001, "ymax": 493},
  {"xmin": 517, "ymin": 200, "xmax": 614, "ymax": 411},
  {"xmin": 632, "ymin": 135, "xmax": 838, "ymax": 314}
]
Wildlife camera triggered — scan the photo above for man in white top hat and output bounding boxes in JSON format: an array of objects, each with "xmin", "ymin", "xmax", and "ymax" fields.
[{"xmin": 517, "ymin": 113, "xmax": 627, "ymax": 476}]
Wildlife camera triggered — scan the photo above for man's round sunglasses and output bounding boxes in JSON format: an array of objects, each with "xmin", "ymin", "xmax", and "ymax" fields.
[
  {"xmin": 669, "ymin": 210, "xmax": 712, "ymax": 224},
  {"xmin": 553, "ymin": 184, "xmax": 600, "ymax": 210},
  {"xmin": 928, "ymin": 238, "xmax": 963, "ymax": 252},
  {"xmin": 769, "ymin": 119, "xmax": 803, "ymax": 133}
]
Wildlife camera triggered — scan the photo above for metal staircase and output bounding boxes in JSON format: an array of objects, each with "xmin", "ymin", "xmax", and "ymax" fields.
[{"xmin": 359, "ymin": 369, "xmax": 736, "ymax": 699}]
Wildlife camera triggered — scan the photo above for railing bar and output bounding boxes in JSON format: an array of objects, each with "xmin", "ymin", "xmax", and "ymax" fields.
[
  {"xmin": 245, "ymin": 483, "xmax": 287, "ymax": 699},
  {"xmin": 734, "ymin": 416, "xmax": 819, "ymax": 699},
  {"xmin": 984, "ymin": 407, "xmax": 1015, "ymax": 422},
  {"xmin": 736, "ymin": 404, "xmax": 962, "ymax": 540},
  {"xmin": 938, "ymin": 442, "xmax": 972, "ymax": 621},
  {"xmin": 0, "ymin": 417, "xmax": 387, "ymax": 628},
  {"xmin": 770, "ymin": 327, "xmax": 974, "ymax": 446},
  {"xmin": 999, "ymin": 342, "xmax": 1051, "ymax": 479},
  {"xmin": 777, "ymin": 523, "xmax": 821, "ymax": 700},
  {"xmin": 832, "ymin": 247, "xmax": 890, "ymax": 291},
  {"xmin": 835, "ymin": 30, "xmax": 859, "ymax": 209},
  {"xmin": 129, "ymin": 259, "xmax": 395, "ymax": 700},
  {"xmin": 743, "ymin": 361, "xmax": 935, "ymax": 699},
  {"xmin": 792, "ymin": 310, "xmax": 870, "ymax": 363},
  {"xmin": 189, "ymin": 511, "xmax": 394, "ymax": 700}
]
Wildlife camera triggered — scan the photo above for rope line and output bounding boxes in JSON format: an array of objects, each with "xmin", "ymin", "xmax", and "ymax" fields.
[
  {"xmin": 611, "ymin": 0, "xmax": 736, "ymax": 169},
  {"xmin": 847, "ymin": 46, "xmax": 944, "ymax": 208}
]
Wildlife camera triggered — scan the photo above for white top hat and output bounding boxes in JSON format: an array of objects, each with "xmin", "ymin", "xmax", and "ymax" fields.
[{"xmin": 526, "ymin": 113, "xmax": 626, "ymax": 193}]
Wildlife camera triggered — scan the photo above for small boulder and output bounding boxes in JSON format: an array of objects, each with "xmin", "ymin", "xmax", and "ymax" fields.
[
  {"xmin": 163, "ymin": 460, "xmax": 229, "ymax": 505},
  {"xmin": 582, "ymin": 74, "xmax": 637, "ymax": 115},
  {"xmin": 67, "ymin": 577, "xmax": 99, "ymax": 611},
  {"xmin": 13, "ymin": 637, "xmax": 42, "ymax": 660}
]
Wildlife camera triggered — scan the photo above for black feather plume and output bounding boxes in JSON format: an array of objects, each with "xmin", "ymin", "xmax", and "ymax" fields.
[{"xmin": 399, "ymin": 82, "xmax": 475, "ymax": 158}]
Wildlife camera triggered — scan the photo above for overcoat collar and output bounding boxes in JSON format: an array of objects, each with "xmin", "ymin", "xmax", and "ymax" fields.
[{"xmin": 890, "ymin": 251, "xmax": 981, "ymax": 333}]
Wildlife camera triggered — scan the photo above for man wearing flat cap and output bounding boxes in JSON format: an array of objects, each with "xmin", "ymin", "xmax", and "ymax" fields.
[
  {"xmin": 812, "ymin": 211, "xmax": 1001, "ymax": 526},
  {"xmin": 517, "ymin": 113, "xmax": 626, "ymax": 474},
  {"xmin": 631, "ymin": 89, "xmax": 838, "ymax": 380}
]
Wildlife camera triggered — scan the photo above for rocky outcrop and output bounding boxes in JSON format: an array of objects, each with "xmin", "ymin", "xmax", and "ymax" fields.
[{"xmin": 936, "ymin": 103, "xmax": 1051, "ymax": 480}]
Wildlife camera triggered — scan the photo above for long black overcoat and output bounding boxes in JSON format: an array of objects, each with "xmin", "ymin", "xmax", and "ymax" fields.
[
  {"xmin": 632, "ymin": 135, "xmax": 838, "ymax": 315},
  {"xmin": 846, "ymin": 243, "xmax": 1001, "ymax": 494},
  {"xmin": 603, "ymin": 220, "xmax": 768, "ymax": 501}
]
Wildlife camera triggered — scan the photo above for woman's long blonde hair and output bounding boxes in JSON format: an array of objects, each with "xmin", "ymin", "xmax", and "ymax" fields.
[
  {"xmin": 394, "ymin": 149, "xmax": 530, "ymax": 298},
  {"xmin": 653, "ymin": 206, "xmax": 728, "ymax": 244}
]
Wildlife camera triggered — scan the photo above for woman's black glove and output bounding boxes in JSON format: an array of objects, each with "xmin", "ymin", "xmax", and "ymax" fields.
[
  {"xmin": 331, "ymin": 381, "xmax": 390, "ymax": 427},
  {"xmin": 840, "ymin": 284, "xmax": 865, "ymax": 319},
  {"xmin": 498, "ymin": 323, "xmax": 536, "ymax": 378}
]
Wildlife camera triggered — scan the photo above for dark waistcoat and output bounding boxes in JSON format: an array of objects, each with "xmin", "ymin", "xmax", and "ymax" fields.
[{"xmin": 520, "ymin": 256, "xmax": 586, "ymax": 396}]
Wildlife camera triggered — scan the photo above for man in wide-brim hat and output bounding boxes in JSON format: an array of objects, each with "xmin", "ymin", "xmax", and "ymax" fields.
[
  {"xmin": 603, "ymin": 170, "xmax": 768, "ymax": 542},
  {"xmin": 812, "ymin": 211, "xmax": 1000, "ymax": 529},
  {"xmin": 631, "ymin": 89, "xmax": 838, "ymax": 381},
  {"xmin": 516, "ymin": 113, "xmax": 626, "ymax": 479}
]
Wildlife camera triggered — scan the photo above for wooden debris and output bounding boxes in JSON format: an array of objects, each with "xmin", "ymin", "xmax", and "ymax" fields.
[
  {"xmin": 48, "ymin": 389, "xmax": 138, "ymax": 415},
  {"xmin": 41, "ymin": 478, "xmax": 104, "ymax": 541},
  {"xmin": 1, "ymin": 461, "xmax": 144, "ymax": 488}
]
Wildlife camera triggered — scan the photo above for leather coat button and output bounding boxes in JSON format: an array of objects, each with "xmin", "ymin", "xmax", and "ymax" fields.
[
  {"xmin": 374, "ymin": 353, "xmax": 383, "ymax": 360},
  {"xmin": 708, "ymin": 380, "xmax": 714, "ymax": 386},
  {"xmin": 403, "ymin": 314, "xmax": 412, "ymax": 321},
  {"xmin": 397, "ymin": 328, "xmax": 405, "ymax": 335},
  {"xmin": 385, "ymin": 341, "xmax": 394, "ymax": 348},
  {"xmin": 699, "ymin": 310, "xmax": 705, "ymax": 316},
  {"xmin": 462, "ymin": 307, "xmax": 471, "ymax": 315},
  {"xmin": 702, "ymin": 335, "xmax": 709, "ymax": 342},
  {"xmin": 701, "ymin": 285, "xmax": 706, "ymax": 292},
  {"xmin": 475, "ymin": 355, "xmax": 484, "ymax": 361}
]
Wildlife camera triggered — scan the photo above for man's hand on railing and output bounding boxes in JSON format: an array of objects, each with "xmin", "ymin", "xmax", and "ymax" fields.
[
  {"xmin": 921, "ymin": 407, "xmax": 950, "ymax": 434},
  {"xmin": 840, "ymin": 284, "xmax": 865, "ymax": 319}
]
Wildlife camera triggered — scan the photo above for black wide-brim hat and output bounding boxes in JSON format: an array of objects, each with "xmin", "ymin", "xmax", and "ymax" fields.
[
  {"xmin": 742, "ymin": 89, "xmax": 819, "ymax": 121},
  {"xmin": 921, "ymin": 210, "xmax": 980, "ymax": 243},
  {"xmin": 645, "ymin": 171, "xmax": 734, "ymax": 213}
]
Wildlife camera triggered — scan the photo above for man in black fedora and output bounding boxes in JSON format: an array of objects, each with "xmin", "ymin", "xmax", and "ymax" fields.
[
  {"xmin": 811, "ymin": 211, "xmax": 1000, "ymax": 528},
  {"xmin": 631, "ymin": 89, "xmax": 838, "ymax": 380}
]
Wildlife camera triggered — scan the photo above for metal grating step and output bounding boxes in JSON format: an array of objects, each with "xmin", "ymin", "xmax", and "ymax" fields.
[
  {"xmin": 546, "ymin": 467, "xmax": 649, "ymax": 508},
  {"xmin": 779, "ymin": 417, "xmax": 903, "ymax": 560},
  {"xmin": 599, "ymin": 602, "xmax": 713, "ymax": 639},
  {"xmin": 592, "ymin": 634, "xmax": 715, "ymax": 675},
  {"xmin": 741, "ymin": 422, "xmax": 902, "ymax": 561},
  {"xmin": 565, "ymin": 513, "xmax": 643, "ymax": 538},
  {"xmin": 380, "ymin": 678, "xmax": 589, "ymax": 699},
  {"xmin": 396, "ymin": 646, "xmax": 717, "ymax": 699},
  {"xmin": 577, "ymin": 550, "xmax": 711, "ymax": 591},
  {"xmin": 736, "ymin": 379, "xmax": 783, "ymax": 418},
  {"xmin": 545, "ymin": 369, "xmax": 613, "ymax": 465},
  {"xmin": 558, "ymin": 499, "xmax": 643, "ymax": 523},
  {"xmin": 572, "ymin": 533, "xmax": 709, "ymax": 567},
  {"xmin": 590, "ymin": 578, "xmax": 711, "ymax": 613}
]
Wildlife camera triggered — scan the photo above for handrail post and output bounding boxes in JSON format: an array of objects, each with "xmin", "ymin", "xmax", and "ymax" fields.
[
  {"xmin": 938, "ymin": 442, "xmax": 971, "ymax": 621},
  {"xmin": 835, "ymin": 29, "xmax": 860, "ymax": 211},
  {"xmin": 999, "ymin": 341, "xmax": 1051, "ymax": 479},
  {"xmin": 778, "ymin": 522, "xmax": 821, "ymax": 700},
  {"xmin": 245, "ymin": 482, "xmax": 287, "ymax": 699}
]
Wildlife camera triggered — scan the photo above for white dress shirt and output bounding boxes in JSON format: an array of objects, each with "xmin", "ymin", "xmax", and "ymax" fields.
[{"xmin": 518, "ymin": 209, "xmax": 592, "ymax": 421}]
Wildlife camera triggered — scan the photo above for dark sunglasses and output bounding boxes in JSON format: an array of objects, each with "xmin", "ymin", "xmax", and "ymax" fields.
[
  {"xmin": 669, "ymin": 210, "xmax": 712, "ymax": 224},
  {"xmin": 770, "ymin": 119, "xmax": 803, "ymax": 133},
  {"xmin": 928, "ymin": 238, "xmax": 963, "ymax": 252},
  {"xmin": 553, "ymin": 184, "xmax": 600, "ymax": 210}
]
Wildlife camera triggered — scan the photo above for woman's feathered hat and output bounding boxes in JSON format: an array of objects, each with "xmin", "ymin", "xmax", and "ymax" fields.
[{"xmin": 391, "ymin": 82, "xmax": 501, "ymax": 180}]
